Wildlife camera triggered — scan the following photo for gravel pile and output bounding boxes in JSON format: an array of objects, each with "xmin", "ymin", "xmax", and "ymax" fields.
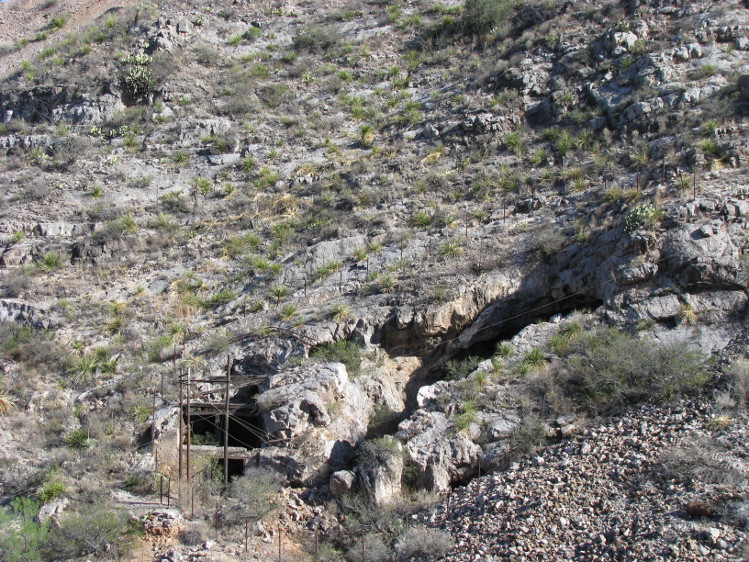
[{"xmin": 424, "ymin": 400, "xmax": 749, "ymax": 561}]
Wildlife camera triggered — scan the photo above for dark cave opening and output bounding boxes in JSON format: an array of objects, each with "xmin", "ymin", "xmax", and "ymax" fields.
[
  {"xmin": 186, "ymin": 406, "xmax": 265, "ymax": 449},
  {"xmin": 451, "ymin": 295, "xmax": 604, "ymax": 362},
  {"xmin": 405, "ymin": 294, "xmax": 605, "ymax": 405},
  {"xmin": 220, "ymin": 458, "xmax": 246, "ymax": 481}
]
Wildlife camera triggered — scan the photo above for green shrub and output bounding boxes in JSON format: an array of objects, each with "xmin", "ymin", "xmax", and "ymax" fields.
[
  {"xmin": 549, "ymin": 322, "xmax": 583, "ymax": 356},
  {"xmin": 563, "ymin": 328, "xmax": 708, "ymax": 413},
  {"xmin": 269, "ymin": 284, "xmax": 289, "ymax": 305},
  {"xmin": 328, "ymin": 303, "xmax": 352, "ymax": 321},
  {"xmin": 65, "ymin": 427, "xmax": 94, "ymax": 449},
  {"xmin": 503, "ymin": 131, "xmax": 525, "ymax": 154},
  {"xmin": 410, "ymin": 211, "xmax": 434, "ymax": 228},
  {"xmin": 50, "ymin": 15, "xmax": 67, "ymax": 31},
  {"xmin": 38, "ymin": 480, "xmax": 66, "ymax": 504},
  {"xmin": 623, "ymin": 204, "xmax": 661, "ymax": 233},
  {"xmin": 439, "ymin": 239, "xmax": 463, "ymax": 258},
  {"xmin": 394, "ymin": 525, "xmax": 453, "ymax": 560},
  {"xmin": 510, "ymin": 416, "xmax": 546, "ymax": 456},
  {"xmin": 311, "ymin": 340, "xmax": 362, "ymax": 375},
  {"xmin": 444, "ymin": 355, "xmax": 482, "ymax": 381},
  {"xmin": 279, "ymin": 303, "xmax": 297, "ymax": 321},
  {"xmin": 122, "ymin": 54, "xmax": 157, "ymax": 100},
  {"xmin": 228, "ymin": 468, "xmax": 282, "ymax": 523},
  {"xmin": 0, "ymin": 497, "xmax": 49, "ymax": 562},
  {"xmin": 495, "ymin": 341, "xmax": 513, "ymax": 358},
  {"xmin": 48, "ymin": 501, "xmax": 133, "ymax": 558},
  {"xmin": 200, "ymin": 289, "xmax": 236, "ymax": 308},
  {"xmin": 524, "ymin": 347, "xmax": 546, "ymax": 367},
  {"xmin": 454, "ymin": 400, "xmax": 477, "ymax": 432}
]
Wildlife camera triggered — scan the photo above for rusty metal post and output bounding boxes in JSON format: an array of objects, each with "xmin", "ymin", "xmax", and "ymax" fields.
[
  {"xmin": 186, "ymin": 369, "xmax": 192, "ymax": 483},
  {"xmin": 178, "ymin": 375, "xmax": 184, "ymax": 481},
  {"xmin": 151, "ymin": 388, "xmax": 156, "ymax": 455},
  {"xmin": 224, "ymin": 357, "xmax": 232, "ymax": 488}
]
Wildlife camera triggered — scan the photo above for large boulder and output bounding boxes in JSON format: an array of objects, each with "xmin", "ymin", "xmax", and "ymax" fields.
[
  {"xmin": 358, "ymin": 439, "xmax": 403, "ymax": 505},
  {"xmin": 253, "ymin": 362, "xmax": 371, "ymax": 486},
  {"xmin": 396, "ymin": 411, "xmax": 482, "ymax": 492}
]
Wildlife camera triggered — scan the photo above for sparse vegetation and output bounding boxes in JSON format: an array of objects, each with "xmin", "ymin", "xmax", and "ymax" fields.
[{"xmin": 0, "ymin": 1, "xmax": 746, "ymax": 557}]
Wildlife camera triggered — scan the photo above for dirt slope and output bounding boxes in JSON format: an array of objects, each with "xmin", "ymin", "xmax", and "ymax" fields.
[{"xmin": 0, "ymin": 0, "xmax": 138, "ymax": 78}]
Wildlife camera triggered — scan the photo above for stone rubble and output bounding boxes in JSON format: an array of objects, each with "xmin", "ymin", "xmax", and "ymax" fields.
[{"xmin": 420, "ymin": 400, "xmax": 749, "ymax": 561}]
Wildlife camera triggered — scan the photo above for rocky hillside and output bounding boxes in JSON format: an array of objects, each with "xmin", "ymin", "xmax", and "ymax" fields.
[{"xmin": 0, "ymin": 0, "xmax": 748, "ymax": 559}]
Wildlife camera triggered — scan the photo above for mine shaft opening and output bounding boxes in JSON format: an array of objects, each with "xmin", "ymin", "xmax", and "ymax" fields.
[
  {"xmin": 435, "ymin": 295, "xmax": 604, "ymax": 380},
  {"xmin": 221, "ymin": 459, "xmax": 246, "ymax": 481},
  {"xmin": 402, "ymin": 295, "xmax": 603, "ymax": 410},
  {"xmin": 187, "ymin": 407, "xmax": 265, "ymax": 449}
]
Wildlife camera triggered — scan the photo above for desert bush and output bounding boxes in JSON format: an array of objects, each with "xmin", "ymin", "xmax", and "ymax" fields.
[
  {"xmin": 532, "ymin": 226, "xmax": 569, "ymax": 260},
  {"xmin": 561, "ymin": 328, "xmax": 708, "ymax": 414},
  {"xmin": 121, "ymin": 53, "xmax": 157, "ymax": 101},
  {"xmin": 123, "ymin": 470, "xmax": 154, "ymax": 495},
  {"xmin": 345, "ymin": 532, "xmax": 391, "ymax": 562},
  {"xmin": 50, "ymin": 136, "xmax": 90, "ymax": 170},
  {"xmin": 623, "ymin": 204, "xmax": 661, "ymax": 233},
  {"xmin": 729, "ymin": 358, "xmax": 749, "ymax": 408},
  {"xmin": 2, "ymin": 270, "xmax": 30, "ymax": 298},
  {"xmin": 461, "ymin": 0, "xmax": 516, "ymax": 37},
  {"xmin": 294, "ymin": 24, "xmax": 342, "ymax": 53},
  {"xmin": 661, "ymin": 436, "xmax": 746, "ymax": 488},
  {"xmin": 178, "ymin": 522, "xmax": 208, "ymax": 546},
  {"xmin": 38, "ymin": 479, "xmax": 66, "ymax": 503},
  {"xmin": 0, "ymin": 497, "xmax": 49, "ymax": 562},
  {"xmin": 393, "ymin": 525, "xmax": 453, "ymax": 559},
  {"xmin": 510, "ymin": 415, "xmax": 546, "ymax": 457},
  {"xmin": 0, "ymin": 324, "xmax": 67, "ymax": 372},
  {"xmin": 444, "ymin": 355, "xmax": 482, "ymax": 381},
  {"xmin": 226, "ymin": 468, "xmax": 282, "ymax": 524},
  {"xmin": 48, "ymin": 500, "xmax": 133, "ymax": 558},
  {"xmin": 311, "ymin": 340, "xmax": 362, "ymax": 375}
]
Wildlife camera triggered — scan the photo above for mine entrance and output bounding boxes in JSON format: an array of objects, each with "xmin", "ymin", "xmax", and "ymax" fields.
[
  {"xmin": 219, "ymin": 458, "xmax": 246, "ymax": 480},
  {"xmin": 433, "ymin": 295, "xmax": 604, "ymax": 381},
  {"xmin": 186, "ymin": 404, "xmax": 265, "ymax": 449}
]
